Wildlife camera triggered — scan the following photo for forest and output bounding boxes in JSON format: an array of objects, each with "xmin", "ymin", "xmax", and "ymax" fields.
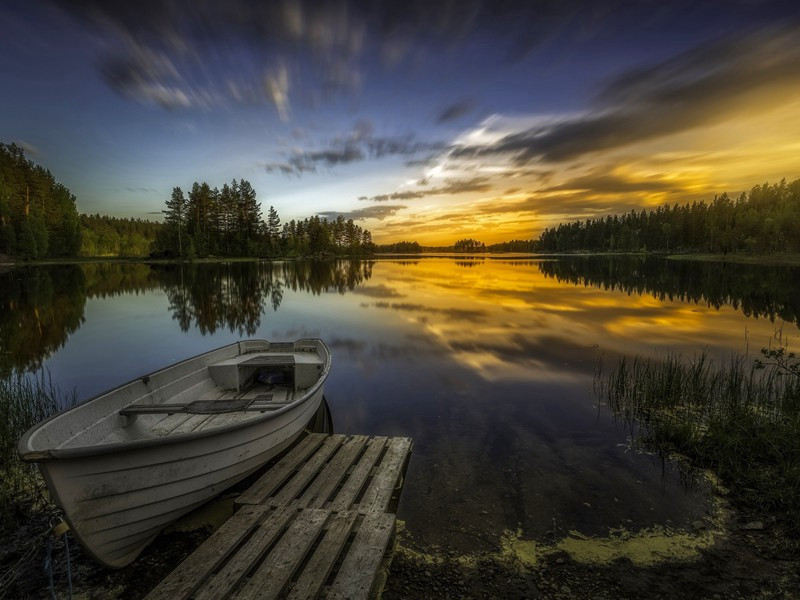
[
  {"xmin": 0, "ymin": 144, "xmax": 375, "ymax": 259},
  {"xmin": 0, "ymin": 143, "xmax": 81, "ymax": 259},
  {"xmin": 536, "ymin": 178, "xmax": 800, "ymax": 254},
  {"xmin": 156, "ymin": 181, "xmax": 374, "ymax": 258}
]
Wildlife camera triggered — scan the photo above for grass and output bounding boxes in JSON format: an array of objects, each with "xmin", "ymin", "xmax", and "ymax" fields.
[
  {"xmin": 597, "ymin": 347, "xmax": 800, "ymax": 536},
  {"xmin": 0, "ymin": 371, "xmax": 75, "ymax": 533}
]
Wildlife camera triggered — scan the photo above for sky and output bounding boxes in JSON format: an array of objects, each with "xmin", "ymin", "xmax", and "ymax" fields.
[{"xmin": 1, "ymin": 0, "xmax": 799, "ymax": 245}]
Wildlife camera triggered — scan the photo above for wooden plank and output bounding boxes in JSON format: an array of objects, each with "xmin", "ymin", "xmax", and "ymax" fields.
[
  {"xmin": 298, "ymin": 435, "xmax": 368, "ymax": 508},
  {"xmin": 169, "ymin": 414, "xmax": 214, "ymax": 435},
  {"xmin": 325, "ymin": 512, "xmax": 396, "ymax": 600},
  {"xmin": 235, "ymin": 434, "xmax": 328, "ymax": 507},
  {"xmin": 285, "ymin": 511, "xmax": 358, "ymax": 600},
  {"xmin": 269, "ymin": 435, "xmax": 346, "ymax": 506},
  {"xmin": 194, "ymin": 505, "xmax": 295, "ymax": 600},
  {"xmin": 234, "ymin": 508, "xmax": 330, "ymax": 600},
  {"xmin": 359, "ymin": 437, "xmax": 412, "ymax": 513},
  {"xmin": 328, "ymin": 437, "xmax": 387, "ymax": 512},
  {"xmin": 143, "ymin": 505, "xmax": 268, "ymax": 600}
]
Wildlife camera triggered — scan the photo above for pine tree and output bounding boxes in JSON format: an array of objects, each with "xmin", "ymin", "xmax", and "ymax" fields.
[{"xmin": 164, "ymin": 187, "xmax": 187, "ymax": 256}]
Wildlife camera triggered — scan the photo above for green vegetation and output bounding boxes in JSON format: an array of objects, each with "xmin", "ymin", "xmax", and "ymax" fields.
[
  {"xmin": 538, "ymin": 178, "xmax": 800, "ymax": 254},
  {"xmin": 375, "ymin": 241, "xmax": 423, "ymax": 253},
  {"xmin": 0, "ymin": 143, "xmax": 81, "ymax": 259},
  {"xmin": 155, "ymin": 179, "xmax": 374, "ymax": 258},
  {"xmin": 597, "ymin": 347, "xmax": 800, "ymax": 535},
  {"xmin": 0, "ymin": 372, "xmax": 74, "ymax": 532},
  {"xmin": 80, "ymin": 214, "xmax": 162, "ymax": 257}
]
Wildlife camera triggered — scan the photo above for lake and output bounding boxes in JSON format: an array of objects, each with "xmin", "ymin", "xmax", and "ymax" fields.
[{"xmin": 2, "ymin": 256, "xmax": 799, "ymax": 554}]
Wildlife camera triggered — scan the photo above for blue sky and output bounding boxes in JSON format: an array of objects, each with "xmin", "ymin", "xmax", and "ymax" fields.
[{"xmin": 2, "ymin": 0, "xmax": 799, "ymax": 243}]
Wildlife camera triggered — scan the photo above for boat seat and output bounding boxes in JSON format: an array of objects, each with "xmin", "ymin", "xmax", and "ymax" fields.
[{"xmin": 120, "ymin": 396, "xmax": 292, "ymax": 416}]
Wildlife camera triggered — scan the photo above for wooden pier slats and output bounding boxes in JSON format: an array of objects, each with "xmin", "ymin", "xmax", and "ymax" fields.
[
  {"xmin": 143, "ymin": 504, "xmax": 269, "ymax": 600},
  {"xmin": 147, "ymin": 433, "xmax": 412, "ymax": 600},
  {"xmin": 193, "ymin": 506, "xmax": 295, "ymax": 600},
  {"xmin": 298, "ymin": 434, "xmax": 368, "ymax": 509},
  {"xmin": 235, "ymin": 433, "xmax": 327, "ymax": 506},
  {"xmin": 286, "ymin": 510, "xmax": 358, "ymax": 600},
  {"xmin": 271, "ymin": 435, "xmax": 346, "ymax": 506},
  {"xmin": 329, "ymin": 436, "xmax": 387, "ymax": 512},
  {"xmin": 359, "ymin": 436, "xmax": 413, "ymax": 513},
  {"xmin": 326, "ymin": 511, "xmax": 396, "ymax": 600}
]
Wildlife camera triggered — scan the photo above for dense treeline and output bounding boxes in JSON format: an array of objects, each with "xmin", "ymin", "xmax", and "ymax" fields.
[
  {"xmin": 453, "ymin": 238, "xmax": 486, "ymax": 252},
  {"xmin": 537, "ymin": 179, "xmax": 800, "ymax": 254},
  {"xmin": 157, "ymin": 180, "xmax": 374, "ymax": 258},
  {"xmin": 80, "ymin": 214, "xmax": 162, "ymax": 257},
  {"xmin": 487, "ymin": 239, "xmax": 537, "ymax": 253},
  {"xmin": 375, "ymin": 241, "xmax": 423, "ymax": 253},
  {"xmin": 0, "ymin": 143, "xmax": 81, "ymax": 258}
]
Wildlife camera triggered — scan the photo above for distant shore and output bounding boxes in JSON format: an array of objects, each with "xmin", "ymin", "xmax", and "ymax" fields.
[{"xmin": 3, "ymin": 251, "xmax": 800, "ymax": 269}]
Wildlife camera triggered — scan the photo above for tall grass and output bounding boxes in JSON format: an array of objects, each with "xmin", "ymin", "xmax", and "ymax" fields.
[
  {"xmin": 597, "ymin": 347, "xmax": 800, "ymax": 535},
  {"xmin": 0, "ymin": 372, "xmax": 75, "ymax": 532}
]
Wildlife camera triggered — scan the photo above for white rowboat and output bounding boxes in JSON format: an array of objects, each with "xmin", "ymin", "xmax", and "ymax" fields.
[{"xmin": 18, "ymin": 339, "xmax": 331, "ymax": 568}]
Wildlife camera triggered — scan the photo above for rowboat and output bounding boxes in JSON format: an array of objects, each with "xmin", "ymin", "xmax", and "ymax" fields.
[{"xmin": 18, "ymin": 339, "xmax": 331, "ymax": 568}]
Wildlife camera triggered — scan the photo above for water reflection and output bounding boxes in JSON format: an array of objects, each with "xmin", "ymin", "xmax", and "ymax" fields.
[
  {"xmin": 539, "ymin": 255, "xmax": 800, "ymax": 325},
  {"xmin": 0, "ymin": 260, "xmax": 373, "ymax": 374},
  {"xmin": 2, "ymin": 257, "xmax": 799, "ymax": 553}
]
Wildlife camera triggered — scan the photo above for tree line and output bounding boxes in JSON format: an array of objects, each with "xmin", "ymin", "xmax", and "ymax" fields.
[
  {"xmin": 537, "ymin": 178, "xmax": 800, "ymax": 254},
  {"xmin": 157, "ymin": 180, "xmax": 374, "ymax": 258},
  {"xmin": 80, "ymin": 214, "xmax": 162, "ymax": 257},
  {"xmin": 0, "ymin": 143, "xmax": 81, "ymax": 258}
]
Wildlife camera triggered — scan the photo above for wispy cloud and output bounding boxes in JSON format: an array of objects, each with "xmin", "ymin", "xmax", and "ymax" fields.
[
  {"xmin": 365, "ymin": 177, "xmax": 491, "ymax": 202},
  {"xmin": 317, "ymin": 204, "xmax": 407, "ymax": 222},
  {"xmin": 436, "ymin": 100, "xmax": 476, "ymax": 123},
  {"xmin": 451, "ymin": 22, "xmax": 800, "ymax": 164},
  {"xmin": 263, "ymin": 121, "xmax": 446, "ymax": 175}
]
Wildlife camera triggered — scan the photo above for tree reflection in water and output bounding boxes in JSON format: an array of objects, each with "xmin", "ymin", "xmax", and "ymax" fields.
[{"xmin": 0, "ymin": 260, "xmax": 374, "ymax": 374}]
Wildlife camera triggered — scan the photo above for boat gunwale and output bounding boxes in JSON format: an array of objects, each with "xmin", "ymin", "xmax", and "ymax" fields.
[{"xmin": 17, "ymin": 339, "xmax": 331, "ymax": 462}]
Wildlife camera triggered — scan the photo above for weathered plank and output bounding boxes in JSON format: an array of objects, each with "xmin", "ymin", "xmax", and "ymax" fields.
[
  {"xmin": 328, "ymin": 436, "xmax": 387, "ymax": 512},
  {"xmin": 169, "ymin": 414, "xmax": 213, "ymax": 435},
  {"xmin": 359, "ymin": 437, "xmax": 412, "ymax": 513},
  {"xmin": 143, "ymin": 504, "xmax": 268, "ymax": 600},
  {"xmin": 194, "ymin": 505, "xmax": 295, "ymax": 600},
  {"xmin": 269, "ymin": 435, "xmax": 346, "ymax": 506},
  {"xmin": 285, "ymin": 511, "xmax": 358, "ymax": 600},
  {"xmin": 325, "ymin": 511, "xmax": 396, "ymax": 600},
  {"xmin": 299, "ymin": 435, "xmax": 368, "ymax": 508},
  {"xmin": 235, "ymin": 434, "xmax": 327, "ymax": 507},
  {"xmin": 234, "ymin": 508, "xmax": 330, "ymax": 600}
]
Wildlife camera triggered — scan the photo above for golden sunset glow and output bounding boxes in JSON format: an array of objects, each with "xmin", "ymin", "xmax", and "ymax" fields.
[{"xmin": 371, "ymin": 98, "xmax": 800, "ymax": 245}]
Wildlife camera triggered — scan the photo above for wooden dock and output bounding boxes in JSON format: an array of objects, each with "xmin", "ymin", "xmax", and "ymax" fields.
[{"xmin": 145, "ymin": 433, "xmax": 412, "ymax": 600}]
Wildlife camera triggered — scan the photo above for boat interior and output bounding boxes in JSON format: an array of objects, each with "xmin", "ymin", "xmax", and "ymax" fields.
[{"xmin": 21, "ymin": 341, "xmax": 329, "ymax": 454}]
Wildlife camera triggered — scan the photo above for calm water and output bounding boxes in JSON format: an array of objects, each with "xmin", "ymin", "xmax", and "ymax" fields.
[{"xmin": 2, "ymin": 256, "xmax": 799, "ymax": 551}]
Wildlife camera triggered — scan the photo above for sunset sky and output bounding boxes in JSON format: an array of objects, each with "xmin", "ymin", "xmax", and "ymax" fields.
[{"xmin": 1, "ymin": 0, "xmax": 799, "ymax": 245}]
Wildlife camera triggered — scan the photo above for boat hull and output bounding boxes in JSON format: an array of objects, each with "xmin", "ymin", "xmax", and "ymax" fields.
[{"xmin": 40, "ymin": 386, "xmax": 323, "ymax": 568}]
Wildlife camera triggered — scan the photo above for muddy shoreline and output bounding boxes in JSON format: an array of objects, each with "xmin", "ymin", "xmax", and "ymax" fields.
[{"xmin": 3, "ymin": 499, "xmax": 797, "ymax": 600}]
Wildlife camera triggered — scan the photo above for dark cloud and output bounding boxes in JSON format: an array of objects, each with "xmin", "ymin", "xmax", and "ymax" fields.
[
  {"xmin": 542, "ymin": 172, "xmax": 684, "ymax": 194},
  {"xmin": 451, "ymin": 22, "xmax": 800, "ymax": 164},
  {"xmin": 366, "ymin": 177, "xmax": 491, "ymax": 202},
  {"xmin": 318, "ymin": 204, "xmax": 407, "ymax": 221},
  {"xmin": 264, "ymin": 122, "xmax": 446, "ymax": 175},
  {"xmin": 476, "ymin": 193, "xmax": 654, "ymax": 217},
  {"xmin": 436, "ymin": 100, "xmax": 476, "ymax": 123},
  {"xmin": 44, "ymin": 0, "xmax": 647, "ymax": 113}
]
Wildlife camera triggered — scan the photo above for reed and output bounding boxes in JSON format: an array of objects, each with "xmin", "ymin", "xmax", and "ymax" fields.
[
  {"xmin": 597, "ymin": 347, "xmax": 800, "ymax": 535},
  {"xmin": 0, "ymin": 371, "xmax": 75, "ymax": 532}
]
